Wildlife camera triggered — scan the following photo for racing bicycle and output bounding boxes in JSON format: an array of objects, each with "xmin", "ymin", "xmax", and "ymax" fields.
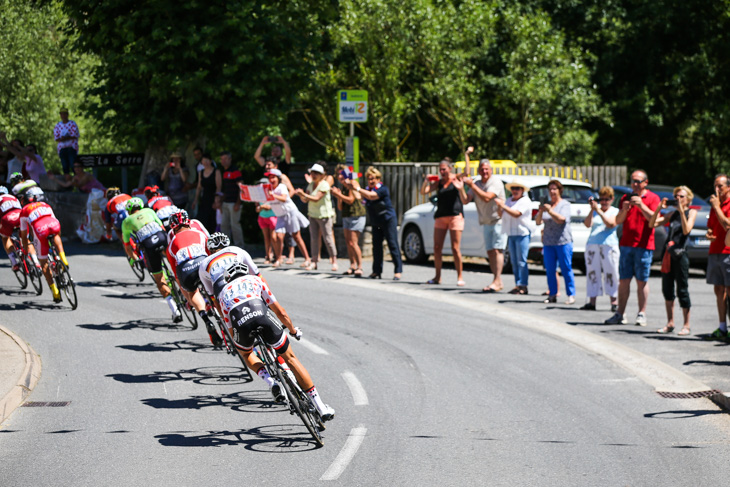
[
  {"xmin": 160, "ymin": 255, "xmax": 198, "ymax": 329},
  {"xmin": 47, "ymin": 236, "xmax": 77, "ymax": 309},
  {"xmin": 9, "ymin": 229, "xmax": 43, "ymax": 295},
  {"xmin": 251, "ymin": 326, "xmax": 325, "ymax": 446}
]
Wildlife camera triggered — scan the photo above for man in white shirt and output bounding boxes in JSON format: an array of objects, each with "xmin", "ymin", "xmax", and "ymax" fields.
[{"xmin": 53, "ymin": 108, "xmax": 80, "ymax": 175}]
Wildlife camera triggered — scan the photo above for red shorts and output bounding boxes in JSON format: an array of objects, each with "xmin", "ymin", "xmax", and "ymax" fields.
[
  {"xmin": 32, "ymin": 217, "xmax": 61, "ymax": 259},
  {"xmin": 258, "ymin": 215, "xmax": 277, "ymax": 230},
  {"xmin": 0, "ymin": 210, "xmax": 20, "ymax": 238}
]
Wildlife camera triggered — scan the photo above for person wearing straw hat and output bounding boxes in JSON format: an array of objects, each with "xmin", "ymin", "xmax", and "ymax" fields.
[
  {"xmin": 495, "ymin": 179, "xmax": 533, "ymax": 294},
  {"xmin": 296, "ymin": 163, "xmax": 338, "ymax": 271}
]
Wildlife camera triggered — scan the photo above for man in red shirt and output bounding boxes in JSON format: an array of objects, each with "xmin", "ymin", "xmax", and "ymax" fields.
[
  {"xmin": 706, "ymin": 174, "xmax": 730, "ymax": 340},
  {"xmin": 605, "ymin": 170, "xmax": 660, "ymax": 326},
  {"xmin": 0, "ymin": 186, "xmax": 22, "ymax": 270}
]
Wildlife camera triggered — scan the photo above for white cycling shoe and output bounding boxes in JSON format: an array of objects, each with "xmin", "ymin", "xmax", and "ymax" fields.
[
  {"xmin": 172, "ymin": 308, "xmax": 183, "ymax": 323},
  {"xmin": 271, "ymin": 382, "xmax": 286, "ymax": 403},
  {"xmin": 318, "ymin": 404, "xmax": 335, "ymax": 422}
]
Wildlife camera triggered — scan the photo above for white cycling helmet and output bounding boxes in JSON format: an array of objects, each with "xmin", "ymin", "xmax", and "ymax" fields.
[
  {"xmin": 207, "ymin": 232, "xmax": 230, "ymax": 253},
  {"xmin": 224, "ymin": 262, "xmax": 249, "ymax": 282}
]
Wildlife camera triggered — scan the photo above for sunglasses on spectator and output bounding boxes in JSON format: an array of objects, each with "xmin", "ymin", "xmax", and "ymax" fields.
[
  {"xmin": 631, "ymin": 179, "xmax": 646, "ymax": 184},
  {"xmin": 676, "ymin": 194, "xmax": 686, "ymax": 198},
  {"xmin": 599, "ymin": 198, "xmax": 611, "ymax": 201}
]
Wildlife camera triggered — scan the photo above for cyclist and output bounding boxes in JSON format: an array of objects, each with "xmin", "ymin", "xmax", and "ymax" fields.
[
  {"xmin": 165, "ymin": 211, "xmax": 220, "ymax": 345},
  {"xmin": 198, "ymin": 233, "xmax": 260, "ymax": 299},
  {"xmin": 10, "ymin": 172, "xmax": 45, "ymax": 203},
  {"xmin": 102, "ymin": 187, "xmax": 137, "ymax": 260},
  {"xmin": 145, "ymin": 185, "xmax": 179, "ymax": 231},
  {"xmin": 219, "ymin": 261, "xmax": 335, "ymax": 420},
  {"xmin": 0, "ymin": 186, "xmax": 22, "ymax": 270},
  {"xmin": 19, "ymin": 193, "xmax": 68, "ymax": 302},
  {"xmin": 121, "ymin": 197, "xmax": 182, "ymax": 323}
]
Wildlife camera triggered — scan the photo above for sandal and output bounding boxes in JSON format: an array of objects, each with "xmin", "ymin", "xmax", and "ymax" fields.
[
  {"xmin": 677, "ymin": 326, "xmax": 691, "ymax": 336},
  {"xmin": 508, "ymin": 287, "xmax": 521, "ymax": 295},
  {"xmin": 300, "ymin": 260, "xmax": 311, "ymax": 268},
  {"xmin": 354, "ymin": 268, "xmax": 363, "ymax": 278},
  {"xmin": 343, "ymin": 268, "xmax": 355, "ymax": 275},
  {"xmin": 285, "ymin": 258, "xmax": 294, "ymax": 265},
  {"xmin": 427, "ymin": 279, "xmax": 440, "ymax": 285},
  {"xmin": 457, "ymin": 280, "xmax": 466, "ymax": 287},
  {"xmin": 657, "ymin": 325, "xmax": 675, "ymax": 334},
  {"xmin": 331, "ymin": 263, "xmax": 338, "ymax": 272}
]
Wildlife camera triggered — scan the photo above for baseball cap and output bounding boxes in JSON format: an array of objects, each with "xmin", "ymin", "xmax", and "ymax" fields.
[
  {"xmin": 264, "ymin": 169, "xmax": 282, "ymax": 177},
  {"xmin": 308, "ymin": 163, "xmax": 325, "ymax": 174}
]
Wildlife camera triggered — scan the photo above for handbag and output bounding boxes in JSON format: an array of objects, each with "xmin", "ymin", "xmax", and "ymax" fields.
[{"xmin": 661, "ymin": 243, "xmax": 672, "ymax": 274}]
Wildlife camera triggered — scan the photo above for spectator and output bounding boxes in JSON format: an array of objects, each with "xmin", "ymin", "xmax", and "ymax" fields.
[
  {"xmin": 0, "ymin": 149, "xmax": 8, "ymax": 183},
  {"xmin": 605, "ymin": 170, "xmax": 661, "ymax": 325},
  {"xmin": 161, "ymin": 152, "xmax": 189, "ymax": 208},
  {"xmin": 255, "ymin": 177, "xmax": 277, "ymax": 264},
  {"xmin": 56, "ymin": 162, "xmax": 105, "ymax": 193},
  {"xmin": 266, "ymin": 169, "xmax": 311, "ymax": 267},
  {"xmin": 218, "ymin": 151, "xmax": 244, "ymax": 247},
  {"xmin": 255, "ymin": 135, "xmax": 292, "ymax": 175},
  {"xmin": 53, "ymin": 108, "xmax": 80, "ymax": 175},
  {"xmin": 706, "ymin": 174, "xmax": 730, "ymax": 340},
  {"xmin": 296, "ymin": 163, "xmax": 338, "ymax": 271},
  {"xmin": 191, "ymin": 153, "xmax": 221, "ymax": 234},
  {"xmin": 535, "ymin": 179, "xmax": 576, "ymax": 304},
  {"xmin": 358, "ymin": 167, "xmax": 402, "ymax": 280},
  {"xmin": 650, "ymin": 186, "xmax": 697, "ymax": 335},
  {"xmin": 331, "ymin": 164, "xmax": 366, "ymax": 277},
  {"xmin": 23, "ymin": 144, "xmax": 47, "ymax": 184},
  {"xmin": 265, "ymin": 157, "xmax": 296, "ymax": 263},
  {"xmin": 494, "ymin": 180, "xmax": 533, "ymax": 294},
  {"xmin": 1, "ymin": 137, "xmax": 25, "ymax": 184},
  {"xmin": 422, "ymin": 157, "xmax": 468, "ymax": 286},
  {"xmin": 461, "ymin": 151, "xmax": 507, "ymax": 292},
  {"xmin": 581, "ymin": 187, "xmax": 620, "ymax": 311},
  {"xmin": 192, "ymin": 146, "xmax": 204, "ymax": 172}
]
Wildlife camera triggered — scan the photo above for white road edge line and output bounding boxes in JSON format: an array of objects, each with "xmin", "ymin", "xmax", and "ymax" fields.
[
  {"xmin": 341, "ymin": 371, "xmax": 368, "ymax": 406},
  {"xmin": 320, "ymin": 426, "xmax": 367, "ymax": 481},
  {"xmin": 298, "ymin": 338, "xmax": 329, "ymax": 355},
  {"xmin": 92, "ymin": 286, "xmax": 125, "ymax": 295}
]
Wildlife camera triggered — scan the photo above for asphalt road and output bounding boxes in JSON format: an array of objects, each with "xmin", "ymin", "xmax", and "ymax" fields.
[{"xmin": 1, "ymin": 243, "xmax": 730, "ymax": 486}]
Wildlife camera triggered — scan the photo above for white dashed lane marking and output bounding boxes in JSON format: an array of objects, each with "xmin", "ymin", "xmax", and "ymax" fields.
[
  {"xmin": 297, "ymin": 338, "xmax": 329, "ymax": 355},
  {"xmin": 320, "ymin": 426, "xmax": 367, "ymax": 481},
  {"xmin": 341, "ymin": 371, "xmax": 368, "ymax": 406}
]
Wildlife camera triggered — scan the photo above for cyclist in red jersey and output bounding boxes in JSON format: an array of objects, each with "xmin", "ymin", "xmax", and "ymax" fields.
[
  {"xmin": 103, "ymin": 187, "xmax": 137, "ymax": 261},
  {"xmin": 145, "ymin": 185, "xmax": 179, "ymax": 231},
  {"xmin": 165, "ymin": 211, "xmax": 221, "ymax": 345},
  {"xmin": 19, "ymin": 194, "xmax": 68, "ymax": 302},
  {"xmin": 0, "ymin": 186, "xmax": 23, "ymax": 270}
]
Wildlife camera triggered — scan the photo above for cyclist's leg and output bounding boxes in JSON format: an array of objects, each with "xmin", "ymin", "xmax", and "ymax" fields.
[
  {"xmin": 142, "ymin": 242, "xmax": 170, "ymax": 297},
  {"xmin": 51, "ymin": 233, "xmax": 68, "ymax": 266},
  {"xmin": 32, "ymin": 229, "xmax": 59, "ymax": 299}
]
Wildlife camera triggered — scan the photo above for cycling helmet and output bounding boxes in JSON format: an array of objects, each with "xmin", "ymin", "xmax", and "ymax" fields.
[
  {"xmin": 106, "ymin": 187, "xmax": 121, "ymax": 199},
  {"xmin": 9, "ymin": 172, "xmax": 23, "ymax": 186},
  {"xmin": 144, "ymin": 185, "xmax": 160, "ymax": 198},
  {"xmin": 206, "ymin": 232, "xmax": 230, "ymax": 253},
  {"xmin": 125, "ymin": 197, "xmax": 145, "ymax": 214},
  {"xmin": 224, "ymin": 262, "xmax": 249, "ymax": 283},
  {"xmin": 169, "ymin": 211, "xmax": 190, "ymax": 230},
  {"xmin": 0, "ymin": 186, "xmax": 7, "ymax": 195},
  {"xmin": 22, "ymin": 193, "xmax": 37, "ymax": 205}
]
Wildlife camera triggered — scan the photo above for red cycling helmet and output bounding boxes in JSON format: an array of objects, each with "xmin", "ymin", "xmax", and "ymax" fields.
[{"xmin": 169, "ymin": 211, "xmax": 190, "ymax": 230}]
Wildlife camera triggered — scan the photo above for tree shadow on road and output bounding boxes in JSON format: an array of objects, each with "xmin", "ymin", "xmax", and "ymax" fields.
[
  {"xmin": 107, "ymin": 366, "xmax": 253, "ymax": 385},
  {"xmin": 154, "ymin": 424, "xmax": 322, "ymax": 451},
  {"xmin": 78, "ymin": 318, "xmax": 189, "ymax": 332}
]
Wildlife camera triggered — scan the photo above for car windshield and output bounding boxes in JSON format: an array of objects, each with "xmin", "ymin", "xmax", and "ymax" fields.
[{"xmin": 529, "ymin": 185, "xmax": 594, "ymax": 204}]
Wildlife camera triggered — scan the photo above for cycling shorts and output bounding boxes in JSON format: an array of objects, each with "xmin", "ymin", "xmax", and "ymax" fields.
[
  {"xmin": 229, "ymin": 299, "xmax": 288, "ymax": 353},
  {"xmin": 113, "ymin": 210, "xmax": 129, "ymax": 231},
  {"xmin": 0, "ymin": 209, "xmax": 21, "ymax": 238},
  {"xmin": 32, "ymin": 217, "xmax": 61, "ymax": 259},
  {"xmin": 139, "ymin": 231, "xmax": 168, "ymax": 274},
  {"xmin": 177, "ymin": 256, "xmax": 206, "ymax": 292}
]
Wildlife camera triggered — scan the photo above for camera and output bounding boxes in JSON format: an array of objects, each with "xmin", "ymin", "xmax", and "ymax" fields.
[
  {"xmin": 169, "ymin": 162, "xmax": 175, "ymax": 167},
  {"xmin": 666, "ymin": 198, "xmax": 678, "ymax": 206},
  {"xmin": 588, "ymin": 196, "xmax": 595, "ymax": 203},
  {"xmin": 630, "ymin": 192, "xmax": 640, "ymax": 198},
  {"xmin": 539, "ymin": 196, "xmax": 548, "ymax": 206},
  {"xmin": 268, "ymin": 135, "xmax": 278, "ymax": 143}
]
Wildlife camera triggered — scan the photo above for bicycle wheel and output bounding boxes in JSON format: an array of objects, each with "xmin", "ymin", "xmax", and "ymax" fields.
[
  {"xmin": 59, "ymin": 265, "xmax": 78, "ymax": 310},
  {"xmin": 28, "ymin": 258, "xmax": 43, "ymax": 295},
  {"xmin": 12, "ymin": 257, "xmax": 28, "ymax": 289},
  {"xmin": 277, "ymin": 364, "xmax": 324, "ymax": 446},
  {"xmin": 166, "ymin": 271, "xmax": 197, "ymax": 329},
  {"xmin": 131, "ymin": 259, "xmax": 145, "ymax": 281},
  {"xmin": 217, "ymin": 319, "xmax": 253, "ymax": 381}
]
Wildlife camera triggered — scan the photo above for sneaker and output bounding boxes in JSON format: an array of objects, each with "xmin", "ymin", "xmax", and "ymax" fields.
[
  {"xmin": 635, "ymin": 312, "xmax": 647, "ymax": 327},
  {"xmin": 52, "ymin": 292, "xmax": 62, "ymax": 303},
  {"xmin": 172, "ymin": 308, "xmax": 183, "ymax": 323},
  {"xmin": 271, "ymin": 382, "xmax": 286, "ymax": 403},
  {"xmin": 704, "ymin": 328, "xmax": 729, "ymax": 341},
  {"xmin": 318, "ymin": 403, "xmax": 335, "ymax": 422},
  {"xmin": 604, "ymin": 313, "xmax": 627, "ymax": 325}
]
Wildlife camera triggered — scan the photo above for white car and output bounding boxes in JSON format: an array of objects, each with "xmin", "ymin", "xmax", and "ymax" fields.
[{"xmin": 398, "ymin": 175, "xmax": 596, "ymax": 272}]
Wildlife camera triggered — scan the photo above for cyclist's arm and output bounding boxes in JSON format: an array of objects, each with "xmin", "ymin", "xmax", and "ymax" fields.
[{"xmin": 268, "ymin": 301, "xmax": 296, "ymax": 334}]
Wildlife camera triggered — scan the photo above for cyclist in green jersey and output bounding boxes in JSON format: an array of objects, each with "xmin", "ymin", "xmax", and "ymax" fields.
[{"xmin": 122, "ymin": 197, "xmax": 182, "ymax": 322}]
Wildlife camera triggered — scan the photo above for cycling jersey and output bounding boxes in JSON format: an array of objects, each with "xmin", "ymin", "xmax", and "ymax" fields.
[
  {"xmin": 0, "ymin": 194, "xmax": 22, "ymax": 237},
  {"xmin": 104, "ymin": 193, "xmax": 131, "ymax": 229},
  {"xmin": 147, "ymin": 195, "xmax": 174, "ymax": 212},
  {"xmin": 218, "ymin": 274, "xmax": 283, "ymax": 352},
  {"xmin": 167, "ymin": 219, "xmax": 209, "ymax": 240},
  {"xmin": 198, "ymin": 246, "xmax": 260, "ymax": 297},
  {"xmin": 166, "ymin": 227, "xmax": 208, "ymax": 291},
  {"xmin": 122, "ymin": 208, "xmax": 167, "ymax": 273},
  {"xmin": 19, "ymin": 201, "xmax": 60, "ymax": 259}
]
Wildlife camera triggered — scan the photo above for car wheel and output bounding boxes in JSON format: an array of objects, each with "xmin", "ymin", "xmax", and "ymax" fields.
[{"xmin": 402, "ymin": 226, "xmax": 427, "ymax": 264}]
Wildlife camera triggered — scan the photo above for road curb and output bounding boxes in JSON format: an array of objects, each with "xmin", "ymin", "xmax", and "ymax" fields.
[{"xmin": 0, "ymin": 325, "xmax": 42, "ymax": 425}]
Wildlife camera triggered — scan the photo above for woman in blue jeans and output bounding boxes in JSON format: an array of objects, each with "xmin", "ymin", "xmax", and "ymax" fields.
[
  {"xmin": 535, "ymin": 180, "xmax": 576, "ymax": 304},
  {"xmin": 495, "ymin": 180, "xmax": 533, "ymax": 294}
]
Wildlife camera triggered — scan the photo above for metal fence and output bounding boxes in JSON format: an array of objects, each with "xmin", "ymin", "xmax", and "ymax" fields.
[{"xmin": 370, "ymin": 162, "xmax": 628, "ymax": 224}]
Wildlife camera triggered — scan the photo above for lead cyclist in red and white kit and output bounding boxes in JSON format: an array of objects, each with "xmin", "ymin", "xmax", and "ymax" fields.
[
  {"xmin": 19, "ymin": 194, "xmax": 69, "ymax": 302},
  {"xmin": 165, "ymin": 211, "xmax": 222, "ymax": 344},
  {"xmin": 0, "ymin": 186, "xmax": 23, "ymax": 270},
  {"xmin": 198, "ymin": 232, "xmax": 261, "ymax": 299},
  {"xmin": 218, "ymin": 261, "xmax": 335, "ymax": 421}
]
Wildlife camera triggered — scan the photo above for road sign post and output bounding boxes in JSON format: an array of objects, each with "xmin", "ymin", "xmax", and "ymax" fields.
[{"xmin": 338, "ymin": 90, "xmax": 367, "ymax": 176}]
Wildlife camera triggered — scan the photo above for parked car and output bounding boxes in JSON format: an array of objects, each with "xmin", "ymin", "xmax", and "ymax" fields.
[
  {"xmin": 610, "ymin": 185, "xmax": 710, "ymax": 268},
  {"xmin": 399, "ymin": 175, "xmax": 595, "ymax": 272}
]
